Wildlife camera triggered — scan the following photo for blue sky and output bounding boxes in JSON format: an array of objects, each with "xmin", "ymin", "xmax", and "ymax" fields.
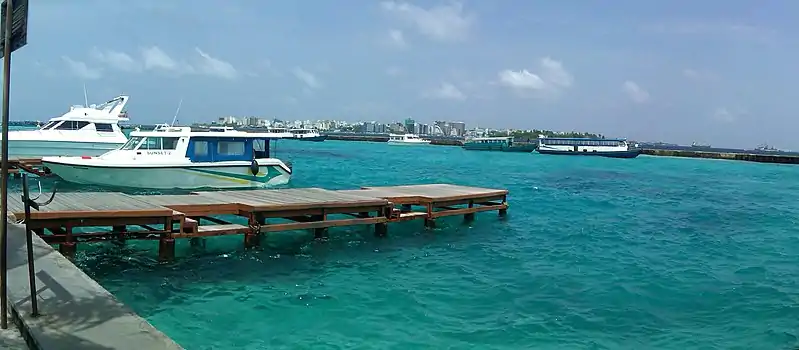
[{"xmin": 9, "ymin": 0, "xmax": 799, "ymax": 148}]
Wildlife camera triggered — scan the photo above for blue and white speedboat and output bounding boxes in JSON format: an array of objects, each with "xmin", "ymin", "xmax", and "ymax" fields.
[
  {"xmin": 40, "ymin": 125, "xmax": 292, "ymax": 189},
  {"xmin": 537, "ymin": 137, "xmax": 641, "ymax": 158}
]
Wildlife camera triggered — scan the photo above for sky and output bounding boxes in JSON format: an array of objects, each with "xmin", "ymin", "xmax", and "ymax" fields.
[{"xmin": 7, "ymin": 0, "xmax": 799, "ymax": 148}]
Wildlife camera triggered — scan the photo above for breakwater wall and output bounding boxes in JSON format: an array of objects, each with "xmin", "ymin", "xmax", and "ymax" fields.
[{"xmin": 642, "ymin": 149, "xmax": 799, "ymax": 164}]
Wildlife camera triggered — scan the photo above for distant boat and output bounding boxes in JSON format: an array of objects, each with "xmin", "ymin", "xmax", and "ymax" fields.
[
  {"xmin": 691, "ymin": 142, "xmax": 712, "ymax": 149},
  {"xmin": 288, "ymin": 128, "xmax": 327, "ymax": 142},
  {"xmin": 537, "ymin": 137, "xmax": 641, "ymax": 158},
  {"xmin": 387, "ymin": 133, "xmax": 431, "ymax": 145},
  {"xmin": 755, "ymin": 143, "xmax": 780, "ymax": 152},
  {"xmin": 463, "ymin": 136, "xmax": 537, "ymax": 153}
]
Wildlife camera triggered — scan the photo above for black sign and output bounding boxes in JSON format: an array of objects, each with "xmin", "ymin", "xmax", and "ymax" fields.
[{"xmin": 0, "ymin": 0, "xmax": 28, "ymax": 58}]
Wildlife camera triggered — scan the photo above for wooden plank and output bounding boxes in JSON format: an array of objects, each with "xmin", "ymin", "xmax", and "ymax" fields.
[
  {"xmin": 264, "ymin": 217, "xmax": 386, "ymax": 232},
  {"xmin": 359, "ymin": 184, "xmax": 508, "ymax": 202},
  {"xmin": 429, "ymin": 204, "xmax": 508, "ymax": 218},
  {"xmin": 167, "ymin": 223, "xmax": 250, "ymax": 238},
  {"xmin": 9, "ymin": 192, "xmax": 173, "ymax": 220}
]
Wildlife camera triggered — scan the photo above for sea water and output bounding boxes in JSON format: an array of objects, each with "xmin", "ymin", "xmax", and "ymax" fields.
[{"xmin": 10, "ymin": 140, "xmax": 799, "ymax": 349}]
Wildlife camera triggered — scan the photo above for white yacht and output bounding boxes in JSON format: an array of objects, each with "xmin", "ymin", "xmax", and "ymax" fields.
[
  {"xmin": 41, "ymin": 125, "xmax": 292, "ymax": 190},
  {"xmin": 2, "ymin": 95, "xmax": 130, "ymax": 158},
  {"xmin": 387, "ymin": 133, "xmax": 431, "ymax": 145},
  {"xmin": 288, "ymin": 128, "xmax": 327, "ymax": 142}
]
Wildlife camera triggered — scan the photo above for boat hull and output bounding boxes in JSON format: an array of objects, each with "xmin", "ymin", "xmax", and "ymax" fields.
[
  {"xmin": 41, "ymin": 160, "xmax": 292, "ymax": 190},
  {"xmin": 4, "ymin": 140, "xmax": 124, "ymax": 158},
  {"xmin": 290, "ymin": 135, "xmax": 327, "ymax": 142},
  {"xmin": 387, "ymin": 141, "xmax": 431, "ymax": 145},
  {"xmin": 463, "ymin": 143, "xmax": 537, "ymax": 152},
  {"xmin": 537, "ymin": 148, "xmax": 641, "ymax": 158}
]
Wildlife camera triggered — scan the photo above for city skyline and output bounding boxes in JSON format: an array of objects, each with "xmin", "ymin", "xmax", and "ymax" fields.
[{"xmin": 9, "ymin": 1, "xmax": 797, "ymax": 149}]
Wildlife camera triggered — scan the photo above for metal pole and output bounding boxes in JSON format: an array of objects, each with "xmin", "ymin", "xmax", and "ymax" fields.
[
  {"xmin": 21, "ymin": 174, "xmax": 36, "ymax": 316},
  {"xmin": 0, "ymin": 0, "xmax": 13, "ymax": 330}
]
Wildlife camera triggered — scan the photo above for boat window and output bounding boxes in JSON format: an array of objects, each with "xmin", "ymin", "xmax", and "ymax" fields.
[
  {"xmin": 218, "ymin": 141, "xmax": 245, "ymax": 156},
  {"xmin": 194, "ymin": 141, "xmax": 209, "ymax": 156},
  {"xmin": 162, "ymin": 137, "xmax": 180, "ymax": 150},
  {"xmin": 95, "ymin": 123, "xmax": 114, "ymax": 132},
  {"xmin": 121, "ymin": 136, "xmax": 143, "ymax": 150},
  {"xmin": 140, "ymin": 137, "xmax": 162, "ymax": 150},
  {"xmin": 39, "ymin": 121, "xmax": 56, "ymax": 130},
  {"xmin": 55, "ymin": 121, "xmax": 90, "ymax": 130}
]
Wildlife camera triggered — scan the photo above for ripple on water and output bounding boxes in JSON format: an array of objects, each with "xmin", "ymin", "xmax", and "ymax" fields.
[{"xmin": 25, "ymin": 142, "xmax": 799, "ymax": 349}]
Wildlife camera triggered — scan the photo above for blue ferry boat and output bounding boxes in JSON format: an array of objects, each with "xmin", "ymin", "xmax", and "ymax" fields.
[{"xmin": 537, "ymin": 137, "xmax": 641, "ymax": 158}]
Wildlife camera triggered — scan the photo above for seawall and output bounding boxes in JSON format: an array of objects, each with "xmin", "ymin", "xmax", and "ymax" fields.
[
  {"xmin": 642, "ymin": 149, "xmax": 799, "ymax": 164},
  {"xmin": 4, "ymin": 217, "xmax": 183, "ymax": 350}
]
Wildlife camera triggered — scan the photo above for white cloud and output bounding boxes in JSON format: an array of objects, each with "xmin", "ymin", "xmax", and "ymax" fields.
[
  {"xmin": 682, "ymin": 68, "xmax": 716, "ymax": 81},
  {"xmin": 497, "ymin": 57, "xmax": 573, "ymax": 97},
  {"xmin": 89, "ymin": 48, "xmax": 140, "ymax": 72},
  {"xmin": 141, "ymin": 46, "xmax": 183, "ymax": 72},
  {"xmin": 61, "ymin": 56, "xmax": 102, "ymax": 80},
  {"xmin": 712, "ymin": 107, "xmax": 746, "ymax": 123},
  {"xmin": 193, "ymin": 47, "xmax": 238, "ymax": 79},
  {"xmin": 387, "ymin": 29, "xmax": 407, "ymax": 48},
  {"xmin": 292, "ymin": 67, "xmax": 322, "ymax": 89},
  {"xmin": 622, "ymin": 80, "xmax": 650, "ymax": 103},
  {"xmin": 425, "ymin": 82, "xmax": 466, "ymax": 100},
  {"xmin": 386, "ymin": 66, "xmax": 402, "ymax": 77},
  {"xmin": 381, "ymin": 1, "xmax": 473, "ymax": 42}
]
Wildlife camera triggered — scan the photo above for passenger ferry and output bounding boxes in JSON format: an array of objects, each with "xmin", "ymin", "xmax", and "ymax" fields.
[
  {"xmin": 288, "ymin": 128, "xmax": 327, "ymax": 142},
  {"xmin": 41, "ymin": 125, "xmax": 292, "ymax": 189},
  {"xmin": 537, "ymin": 137, "xmax": 641, "ymax": 158},
  {"xmin": 387, "ymin": 133, "xmax": 431, "ymax": 145},
  {"xmin": 462, "ymin": 136, "xmax": 537, "ymax": 153}
]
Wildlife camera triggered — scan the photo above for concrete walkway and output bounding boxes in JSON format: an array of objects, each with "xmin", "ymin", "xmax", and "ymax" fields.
[{"xmin": 4, "ymin": 218, "xmax": 183, "ymax": 350}]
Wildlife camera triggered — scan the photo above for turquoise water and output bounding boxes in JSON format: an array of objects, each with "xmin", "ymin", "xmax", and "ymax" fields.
[{"xmin": 13, "ymin": 140, "xmax": 799, "ymax": 349}]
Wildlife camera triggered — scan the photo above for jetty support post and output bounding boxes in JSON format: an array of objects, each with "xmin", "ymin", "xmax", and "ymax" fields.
[
  {"xmin": 112, "ymin": 225, "xmax": 127, "ymax": 246},
  {"xmin": 498, "ymin": 195, "xmax": 508, "ymax": 217},
  {"xmin": 58, "ymin": 225, "xmax": 77, "ymax": 259},
  {"xmin": 157, "ymin": 217, "xmax": 175, "ymax": 262},
  {"xmin": 464, "ymin": 200, "xmax": 475, "ymax": 222},
  {"xmin": 374, "ymin": 207, "xmax": 388, "ymax": 237},
  {"xmin": 424, "ymin": 203, "xmax": 436, "ymax": 228},
  {"xmin": 312, "ymin": 212, "xmax": 328, "ymax": 239},
  {"xmin": 244, "ymin": 213, "xmax": 263, "ymax": 248}
]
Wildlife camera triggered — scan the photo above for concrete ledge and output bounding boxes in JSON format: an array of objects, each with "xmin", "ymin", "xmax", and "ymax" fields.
[{"xmin": 4, "ymin": 220, "xmax": 183, "ymax": 350}]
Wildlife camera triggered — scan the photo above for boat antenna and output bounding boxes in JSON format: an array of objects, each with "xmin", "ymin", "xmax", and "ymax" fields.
[
  {"xmin": 170, "ymin": 98, "xmax": 183, "ymax": 127},
  {"xmin": 82, "ymin": 84, "xmax": 89, "ymax": 107}
]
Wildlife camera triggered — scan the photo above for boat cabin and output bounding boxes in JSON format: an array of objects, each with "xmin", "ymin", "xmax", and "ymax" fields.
[
  {"xmin": 467, "ymin": 136, "xmax": 514, "ymax": 145},
  {"xmin": 112, "ymin": 126, "xmax": 283, "ymax": 163},
  {"xmin": 538, "ymin": 137, "xmax": 628, "ymax": 147},
  {"xmin": 37, "ymin": 95, "xmax": 130, "ymax": 134}
]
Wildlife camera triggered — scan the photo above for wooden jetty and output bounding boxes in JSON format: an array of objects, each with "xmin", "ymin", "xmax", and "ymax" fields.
[
  {"xmin": 1, "ymin": 157, "xmax": 48, "ymax": 176},
  {"xmin": 5, "ymin": 184, "xmax": 508, "ymax": 261}
]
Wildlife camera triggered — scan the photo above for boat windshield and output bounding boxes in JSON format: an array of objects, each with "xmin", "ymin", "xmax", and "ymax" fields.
[
  {"xmin": 39, "ymin": 121, "xmax": 57, "ymax": 130},
  {"xmin": 121, "ymin": 136, "xmax": 143, "ymax": 150}
]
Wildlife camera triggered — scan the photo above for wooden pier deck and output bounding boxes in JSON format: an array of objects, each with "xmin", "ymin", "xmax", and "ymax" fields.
[
  {"xmin": 0, "ymin": 157, "xmax": 47, "ymax": 176},
  {"xmin": 6, "ymin": 183, "xmax": 508, "ymax": 261}
]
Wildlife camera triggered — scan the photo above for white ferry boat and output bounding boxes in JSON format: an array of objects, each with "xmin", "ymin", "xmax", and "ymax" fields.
[
  {"xmin": 537, "ymin": 137, "xmax": 641, "ymax": 158},
  {"xmin": 387, "ymin": 133, "xmax": 431, "ymax": 145},
  {"xmin": 2, "ymin": 95, "xmax": 130, "ymax": 158},
  {"xmin": 288, "ymin": 128, "xmax": 327, "ymax": 142},
  {"xmin": 41, "ymin": 125, "xmax": 292, "ymax": 189}
]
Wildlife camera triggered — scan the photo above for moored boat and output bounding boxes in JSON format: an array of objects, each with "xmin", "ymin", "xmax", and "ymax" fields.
[
  {"xmin": 537, "ymin": 137, "xmax": 640, "ymax": 158},
  {"xmin": 41, "ymin": 125, "xmax": 292, "ymax": 189},
  {"xmin": 387, "ymin": 133, "xmax": 431, "ymax": 145},
  {"xmin": 463, "ymin": 136, "xmax": 537, "ymax": 152},
  {"xmin": 288, "ymin": 128, "xmax": 327, "ymax": 142},
  {"xmin": 1, "ymin": 95, "xmax": 130, "ymax": 158}
]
